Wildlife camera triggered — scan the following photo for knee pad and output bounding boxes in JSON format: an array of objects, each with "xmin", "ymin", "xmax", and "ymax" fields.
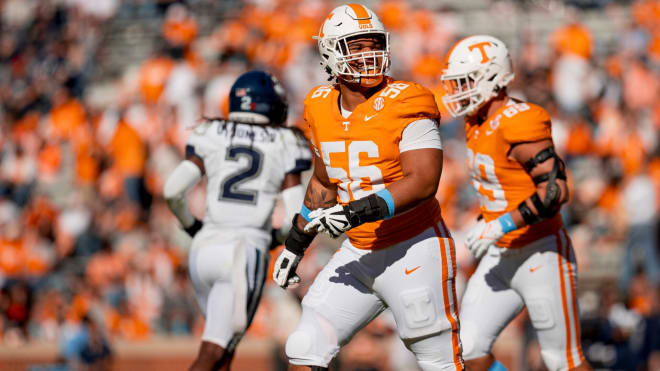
[
  {"xmin": 460, "ymin": 320, "xmax": 490, "ymax": 360},
  {"xmin": 285, "ymin": 309, "xmax": 339, "ymax": 368},
  {"xmin": 416, "ymin": 360, "xmax": 446, "ymax": 371},
  {"xmin": 405, "ymin": 332, "xmax": 465, "ymax": 371},
  {"xmin": 540, "ymin": 349, "xmax": 563, "ymax": 371},
  {"xmin": 286, "ymin": 330, "xmax": 313, "ymax": 360}
]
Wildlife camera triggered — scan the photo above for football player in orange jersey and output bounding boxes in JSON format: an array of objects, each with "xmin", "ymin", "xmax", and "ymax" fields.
[
  {"xmin": 441, "ymin": 35, "xmax": 592, "ymax": 371},
  {"xmin": 271, "ymin": 4, "xmax": 464, "ymax": 371}
]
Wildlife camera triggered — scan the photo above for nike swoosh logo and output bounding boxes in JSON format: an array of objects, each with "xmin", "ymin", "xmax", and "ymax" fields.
[
  {"xmin": 486, "ymin": 129, "xmax": 495, "ymax": 136},
  {"xmin": 364, "ymin": 114, "xmax": 378, "ymax": 121},
  {"xmin": 405, "ymin": 266, "xmax": 421, "ymax": 275},
  {"xmin": 529, "ymin": 265, "xmax": 542, "ymax": 273}
]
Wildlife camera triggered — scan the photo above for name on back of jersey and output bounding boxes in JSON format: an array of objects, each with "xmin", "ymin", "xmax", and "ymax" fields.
[{"xmin": 213, "ymin": 121, "xmax": 278, "ymax": 143}]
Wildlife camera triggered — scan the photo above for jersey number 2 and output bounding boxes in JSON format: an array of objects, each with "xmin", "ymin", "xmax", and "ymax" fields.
[{"xmin": 219, "ymin": 146, "xmax": 263, "ymax": 204}]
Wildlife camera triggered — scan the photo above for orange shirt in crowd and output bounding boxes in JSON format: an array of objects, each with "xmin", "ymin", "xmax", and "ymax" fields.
[
  {"xmin": 38, "ymin": 143, "xmax": 62, "ymax": 178},
  {"xmin": 649, "ymin": 157, "xmax": 660, "ymax": 211},
  {"xmin": 72, "ymin": 124, "xmax": 99, "ymax": 185},
  {"xmin": 0, "ymin": 238, "xmax": 24, "ymax": 276},
  {"xmin": 412, "ymin": 53, "xmax": 444, "ymax": 80},
  {"xmin": 411, "ymin": 8, "xmax": 434, "ymax": 33},
  {"xmin": 24, "ymin": 245, "xmax": 51, "ymax": 277},
  {"xmin": 24, "ymin": 196, "xmax": 58, "ymax": 229},
  {"xmin": 107, "ymin": 310, "xmax": 151, "ymax": 340},
  {"xmin": 49, "ymin": 99, "xmax": 86, "ymax": 140},
  {"xmin": 66, "ymin": 293, "xmax": 92, "ymax": 323},
  {"xmin": 632, "ymin": 0, "xmax": 660, "ymax": 31},
  {"xmin": 648, "ymin": 32, "xmax": 660, "ymax": 62},
  {"xmin": 12, "ymin": 112, "xmax": 39, "ymax": 141},
  {"xmin": 138, "ymin": 57, "xmax": 174, "ymax": 103},
  {"xmin": 289, "ymin": 14, "xmax": 319, "ymax": 44},
  {"xmin": 597, "ymin": 185, "xmax": 621, "ymax": 214},
  {"xmin": 214, "ymin": 21, "xmax": 250, "ymax": 51},
  {"xmin": 564, "ymin": 121, "xmax": 593, "ymax": 156},
  {"xmin": 162, "ymin": 17, "xmax": 198, "ymax": 47},
  {"xmin": 378, "ymin": 0, "xmax": 408, "ymax": 31},
  {"xmin": 86, "ymin": 252, "xmax": 125, "ymax": 289},
  {"xmin": 551, "ymin": 23, "xmax": 593, "ymax": 59},
  {"xmin": 109, "ymin": 121, "xmax": 146, "ymax": 177},
  {"xmin": 619, "ymin": 133, "xmax": 646, "ymax": 176}
]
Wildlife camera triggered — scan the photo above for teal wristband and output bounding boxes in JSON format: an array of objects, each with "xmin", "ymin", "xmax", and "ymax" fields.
[
  {"xmin": 300, "ymin": 205, "xmax": 312, "ymax": 222},
  {"xmin": 488, "ymin": 361, "xmax": 508, "ymax": 371},
  {"xmin": 376, "ymin": 188, "xmax": 395, "ymax": 218},
  {"xmin": 497, "ymin": 213, "xmax": 517, "ymax": 233}
]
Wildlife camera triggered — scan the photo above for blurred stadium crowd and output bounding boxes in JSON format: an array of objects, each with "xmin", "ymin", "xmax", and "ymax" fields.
[{"xmin": 1, "ymin": 0, "xmax": 660, "ymax": 369}]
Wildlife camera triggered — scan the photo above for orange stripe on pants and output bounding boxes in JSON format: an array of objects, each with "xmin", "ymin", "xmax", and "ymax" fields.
[
  {"xmin": 433, "ymin": 223, "xmax": 463, "ymax": 371},
  {"xmin": 556, "ymin": 232, "xmax": 575, "ymax": 369},
  {"xmin": 562, "ymin": 229, "xmax": 586, "ymax": 365},
  {"xmin": 437, "ymin": 221, "xmax": 460, "ymax": 332}
]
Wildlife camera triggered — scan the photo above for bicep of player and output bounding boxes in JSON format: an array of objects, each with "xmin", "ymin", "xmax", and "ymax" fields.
[
  {"xmin": 509, "ymin": 139, "xmax": 569, "ymax": 225},
  {"xmin": 383, "ymin": 118, "xmax": 443, "ymax": 214},
  {"xmin": 386, "ymin": 147, "xmax": 443, "ymax": 214}
]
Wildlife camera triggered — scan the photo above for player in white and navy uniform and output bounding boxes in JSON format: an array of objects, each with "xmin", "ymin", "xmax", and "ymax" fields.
[{"xmin": 164, "ymin": 70, "xmax": 311, "ymax": 371}]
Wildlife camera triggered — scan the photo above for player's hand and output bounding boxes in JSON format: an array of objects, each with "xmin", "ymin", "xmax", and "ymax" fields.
[
  {"xmin": 465, "ymin": 219, "xmax": 504, "ymax": 259},
  {"xmin": 304, "ymin": 204, "xmax": 352, "ymax": 238},
  {"xmin": 273, "ymin": 248, "xmax": 303, "ymax": 288}
]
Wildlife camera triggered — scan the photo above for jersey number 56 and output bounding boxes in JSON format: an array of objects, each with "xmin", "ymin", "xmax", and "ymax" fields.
[{"xmin": 320, "ymin": 140, "xmax": 385, "ymax": 203}]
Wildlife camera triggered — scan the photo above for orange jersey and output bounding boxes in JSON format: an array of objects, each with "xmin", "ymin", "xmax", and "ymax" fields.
[
  {"xmin": 465, "ymin": 100, "xmax": 563, "ymax": 248},
  {"xmin": 304, "ymin": 77, "xmax": 444, "ymax": 250}
]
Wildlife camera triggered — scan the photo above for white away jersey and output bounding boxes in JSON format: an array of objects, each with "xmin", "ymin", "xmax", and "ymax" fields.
[{"xmin": 186, "ymin": 120, "xmax": 312, "ymax": 231}]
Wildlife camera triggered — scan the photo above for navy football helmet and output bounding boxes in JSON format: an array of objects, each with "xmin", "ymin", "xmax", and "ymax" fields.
[{"xmin": 228, "ymin": 70, "xmax": 288, "ymax": 125}]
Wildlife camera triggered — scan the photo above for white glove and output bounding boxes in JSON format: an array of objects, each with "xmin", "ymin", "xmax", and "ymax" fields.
[
  {"xmin": 465, "ymin": 219, "xmax": 505, "ymax": 259},
  {"xmin": 272, "ymin": 248, "xmax": 303, "ymax": 288},
  {"xmin": 304, "ymin": 204, "xmax": 352, "ymax": 238}
]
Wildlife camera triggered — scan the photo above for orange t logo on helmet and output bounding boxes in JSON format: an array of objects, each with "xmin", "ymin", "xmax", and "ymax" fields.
[
  {"xmin": 314, "ymin": 3, "xmax": 390, "ymax": 87},
  {"xmin": 468, "ymin": 41, "xmax": 493, "ymax": 63},
  {"xmin": 441, "ymin": 35, "xmax": 514, "ymax": 117},
  {"xmin": 348, "ymin": 3, "xmax": 373, "ymax": 29}
]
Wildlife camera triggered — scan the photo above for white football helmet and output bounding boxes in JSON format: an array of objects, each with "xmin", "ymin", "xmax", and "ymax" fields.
[
  {"xmin": 314, "ymin": 3, "xmax": 390, "ymax": 87},
  {"xmin": 441, "ymin": 35, "xmax": 514, "ymax": 117}
]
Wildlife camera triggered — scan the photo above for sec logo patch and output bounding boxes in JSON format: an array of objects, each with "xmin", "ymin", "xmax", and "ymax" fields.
[{"xmin": 373, "ymin": 97, "xmax": 385, "ymax": 111}]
